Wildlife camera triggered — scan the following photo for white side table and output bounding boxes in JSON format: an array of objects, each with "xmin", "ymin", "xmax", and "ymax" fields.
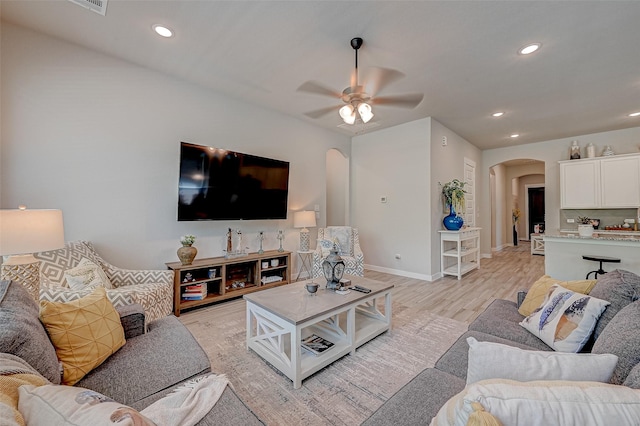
[
  {"xmin": 531, "ymin": 234, "xmax": 545, "ymax": 255},
  {"xmin": 295, "ymin": 250, "xmax": 314, "ymax": 281}
]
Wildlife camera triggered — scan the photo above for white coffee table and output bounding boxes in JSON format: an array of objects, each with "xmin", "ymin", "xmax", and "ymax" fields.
[{"xmin": 244, "ymin": 276, "xmax": 393, "ymax": 388}]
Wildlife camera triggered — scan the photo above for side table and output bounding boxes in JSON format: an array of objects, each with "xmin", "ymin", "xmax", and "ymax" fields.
[{"xmin": 295, "ymin": 250, "xmax": 314, "ymax": 281}]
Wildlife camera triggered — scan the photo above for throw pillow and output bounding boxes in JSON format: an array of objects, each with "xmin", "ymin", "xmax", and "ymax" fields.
[
  {"xmin": 519, "ymin": 284, "xmax": 609, "ymax": 352},
  {"xmin": 0, "ymin": 353, "xmax": 49, "ymax": 426},
  {"xmin": 63, "ymin": 257, "xmax": 113, "ymax": 290},
  {"xmin": 431, "ymin": 379, "xmax": 640, "ymax": 426},
  {"xmin": 592, "ymin": 299, "xmax": 640, "ymax": 385},
  {"xmin": 466, "ymin": 337, "xmax": 618, "ymax": 385},
  {"xmin": 39, "ymin": 286, "xmax": 126, "ymax": 385},
  {"xmin": 589, "ymin": 269, "xmax": 640, "ymax": 341},
  {"xmin": 18, "ymin": 384, "xmax": 155, "ymax": 426},
  {"xmin": 0, "ymin": 280, "xmax": 62, "ymax": 384},
  {"xmin": 518, "ymin": 275, "xmax": 597, "ymax": 316},
  {"xmin": 625, "ymin": 363, "xmax": 640, "ymax": 389}
]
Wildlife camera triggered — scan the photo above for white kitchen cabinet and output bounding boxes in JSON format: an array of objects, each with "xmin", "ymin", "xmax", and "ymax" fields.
[
  {"xmin": 601, "ymin": 156, "xmax": 640, "ymax": 207},
  {"xmin": 560, "ymin": 160, "xmax": 600, "ymax": 208},
  {"xmin": 559, "ymin": 153, "xmax": 640, "ymax": 209}
]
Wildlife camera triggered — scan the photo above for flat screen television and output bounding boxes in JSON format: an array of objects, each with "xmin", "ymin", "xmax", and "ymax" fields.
[{"xmin": 178, "ymin": 142, "xmax": 290, "ymax": 221}]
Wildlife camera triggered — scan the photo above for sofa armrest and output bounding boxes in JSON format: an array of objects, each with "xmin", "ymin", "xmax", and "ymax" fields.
[{"xmin": 116, "ymin": 303, "xmax": 145, "ymax": 339}]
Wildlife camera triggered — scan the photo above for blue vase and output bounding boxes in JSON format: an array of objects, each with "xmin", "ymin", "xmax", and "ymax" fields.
[{"xmin": 443, "ymin": 205, "xmax": 464, "ymax": 230}]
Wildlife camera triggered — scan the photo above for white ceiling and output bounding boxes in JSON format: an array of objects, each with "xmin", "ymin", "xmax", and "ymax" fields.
[{"xmin": 2, "ymin": 0, "xmax": 640, "ymax": 150}]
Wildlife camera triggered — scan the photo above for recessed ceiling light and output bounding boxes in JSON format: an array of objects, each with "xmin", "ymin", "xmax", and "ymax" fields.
[
  {"xmin": 518, "ymin": 43, "xmax": 541, "ymax": 55},
  {"xmin": 153, "ymin": 25, "xmax": 173, "ymax": 38},
  {"xmin": 492, "ymin": 112, "xmax": 504, "ymax": 117},
  {"xmin": 629, "ymin": 112, "xmax": 640, "ymax": 117},
  {"xmin": 510, "ymin": 134, "xmax": 520, "ymax": 138}
]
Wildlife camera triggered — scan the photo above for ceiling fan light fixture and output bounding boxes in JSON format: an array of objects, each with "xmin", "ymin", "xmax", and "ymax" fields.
[
  {"xmin": 339, "ymin": 104, "xmax": 356, "ymax": 124},
  {"xmin": 358, "ymin": 102, "xmax": 374, "ymax": 123}
]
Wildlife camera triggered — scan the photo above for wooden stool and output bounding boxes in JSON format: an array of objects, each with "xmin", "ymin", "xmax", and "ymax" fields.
[{"xmin": 582, "ymin": 255, "xmax": 621, "ymax": 279}]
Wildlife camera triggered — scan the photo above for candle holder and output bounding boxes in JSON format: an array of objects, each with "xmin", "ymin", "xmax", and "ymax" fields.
[
  {"xmin": 277, "ymin": 230, "xmax": 284, "ymax": 252},
  {"xmin": 258, "ymin": 231, "xmax": 265, "ymax": 254}
]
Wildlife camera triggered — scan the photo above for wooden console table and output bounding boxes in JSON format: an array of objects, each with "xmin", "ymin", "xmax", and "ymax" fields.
[{"xmin": 166, "ymin": 250, "xmax": 291, "ymax": 316}]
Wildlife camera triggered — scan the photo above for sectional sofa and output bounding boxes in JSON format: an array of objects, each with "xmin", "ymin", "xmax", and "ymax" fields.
[{"xmin": 364, "ymin": 269, "xmax": 640, "ymax": 425}]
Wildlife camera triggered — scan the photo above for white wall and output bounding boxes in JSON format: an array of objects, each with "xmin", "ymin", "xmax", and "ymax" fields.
[
  {"xmin": 481, "ymin": 126, "xmax": 640, "ymax": 256},
  {"xmin": 352, "ymin": 118, "xmax": 431, "ymax": 279},
  {"xmin": 326, "ymin": 148, "xmax": 348, "ymax": 226},
  {"xmin": 0, "ymin": 22, "xmax": 351, "ymax": 269}
]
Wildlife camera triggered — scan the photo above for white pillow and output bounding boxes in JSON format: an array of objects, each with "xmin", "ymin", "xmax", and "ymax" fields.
[
  {"xmin": 431, "ymin": 379, "xmax": 640, "ymax": 426},
  {"xmin": 466, "ymin": 337, "xmax": 618, "ymax": 385},
  {"xmin": 63, "ymin": 258, "xmax": 113, "ymax": 290},
  {"xmin": 519, "ymin": 283, "xmax": 609, "ymax": 352},
  {"xmin": 18, "ymin": 384, "xmax": 155, "ymax": 426}
]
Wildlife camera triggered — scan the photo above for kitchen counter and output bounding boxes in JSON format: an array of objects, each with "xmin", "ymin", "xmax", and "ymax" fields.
[{"xmin": 543, "ymin": 232, "xmax": 640, "ymax": 280}]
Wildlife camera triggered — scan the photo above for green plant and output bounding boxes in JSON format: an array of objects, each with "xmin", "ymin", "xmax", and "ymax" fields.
[
  {"xmin": 577, "ymin": 216, "xmax": 591, "ymax": 225},
  {"xmin": 512, "ymin": 208, "xmax": 521, "ymax": 224},
  {"xmin": 180, "ymin": 234, "xmax": 196, "ymax": 246},
  {"xmin": 441, "ymin": 179, "xmax": 467, "ymax": 213}
]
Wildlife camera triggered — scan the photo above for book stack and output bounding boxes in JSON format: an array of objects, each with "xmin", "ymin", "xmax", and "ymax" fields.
[{"xmin": 182, "ymin": 283, "xmax": 207, "ymax": 301}]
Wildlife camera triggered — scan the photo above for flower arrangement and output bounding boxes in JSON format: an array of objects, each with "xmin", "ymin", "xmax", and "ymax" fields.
[
  {"xmin": 512, "ymin": 208, "xmax": 521, "ymax": 224},
  {"xmin": 180, "ymin": 234, "xmax": 196, "ymax": 246},
  {"xmin": 577, "ymin": 216, "xmax": 591, "ymax": 225},
  {"xmin": 441, "ymin": 179, "xmax": 467, "ymax": 213}
]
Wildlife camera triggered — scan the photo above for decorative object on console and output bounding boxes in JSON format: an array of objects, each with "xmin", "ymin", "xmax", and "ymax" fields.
[
  {"xmin": 441, "ymin": 179, "xmax": 466, "ymax": 231},
  {"xmin": 0, "ymin": 207, "xmax": 65, "ymax": 301},
  {"xmin": 322, "ymin": 246, "xmax": 345, "ymax": 290},
  {"xmin": 570, "ymin": 140, "xmax": 581, "ymax": 159},
  {"xmin": 258, "ymin": 231, "xmax": 264, "ymax": 254},
  {"xmin": 277, "ymin": 230, "xmax": 284, "ymax": 252},
  {"xmin": 293, "ymin": 210, "xmax": 317, "ymax": 251},
  {"xmin": 602, "ymin": 145, "xmax": 615, "ymax": 156},
  {"xmin": 177, "ymin": 234, "xmax": 197, "ymax": 265},
  {"xmin": 587, "ymin": 142, "xmax": 596, "ymax": 158},
  {"xmin": 305, "ymin": 282, "xmax": 319, "ymax": 295}
]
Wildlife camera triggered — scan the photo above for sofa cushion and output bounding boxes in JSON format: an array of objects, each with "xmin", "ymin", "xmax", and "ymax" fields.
[
  {"xmin": 468, "ymin": 299, "xmax": 554, "ymax": 349},
  {"xmin": 39, "ymin": 286, "xmax": 126, "ymax": 385},
  {"xmin": 624, "ymin": 363, "xmax": 640, "ymax": 389},
  {"xmin": 63, "ymin": 258, "xmax": 113, "ymax": 290},
  {"xmin": 0, "ymin": 280, "xmax": 61, "ymax": 384},
  {"xmin": 589, "ymin": 269, "xmax": 640, "ymax": 341},
  {"xmin": 431, "ymin": 378, "xmax": 640, "ymax": 426},
  {"xmin": 362, "ymin": 368, "xmax": 465, "ymax": 426},
  {"xmin": 466, "ymin": 337, "xmax": 617, "ymax": 385},
  {"xmin": 519, "ymin": 284, "xmax": 609, "ymax": 352},
  {"xmin": 592, "ymin": 299, "xmax": 640, "ymax": 385},
  {"xmin": 76, "ymin": 315, "xmax": 210, "ymax": 407},
  {"xmin": 18, "ymin": 384, "xmax": 155, "ymax": 426},
  {"xmin": 435, "ymin": 331, "xmax": 548, "ymax": 380},
  {"xmin": 518, "ymin": 275, "xmax": 597, "ymax": 316}
]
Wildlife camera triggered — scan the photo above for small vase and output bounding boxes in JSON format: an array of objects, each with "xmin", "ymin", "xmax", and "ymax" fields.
[
  {"xmin": 578, "ymin": 224, "xmax": 594, "ymax": 238},
  {"xmin": 177, "ymin": 244, "xmax": 197, "ymax": 265},
  {"xmin": 443, "ymin": 205, "xmax": 464, "ymax": 231},
  {"xmin": 513, "ymin": 225, "xmax": 518, "ymax": 246}
]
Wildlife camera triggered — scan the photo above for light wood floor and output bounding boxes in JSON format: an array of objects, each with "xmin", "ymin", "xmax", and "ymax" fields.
[{"xmin": 180, "ymin": 242, "xmax": 544, "ymax": 326}]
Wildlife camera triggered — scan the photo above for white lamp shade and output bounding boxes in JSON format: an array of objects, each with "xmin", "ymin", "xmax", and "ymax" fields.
[
  {"xmin": 0, "ymin": 209, "xmax": 65, "ymax": 256},
  {"xmin": 293, "ymin": 210, "xmax": 316, "ymax": 229}
]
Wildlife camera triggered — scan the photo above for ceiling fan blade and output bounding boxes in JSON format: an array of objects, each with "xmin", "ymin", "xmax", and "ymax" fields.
[
  {"xmin": 364, "ymin": 67, "xmax": 406, "ymax": 96},
  {"xmin": 297, "ymin": 81, "xmax": 342, "ymax": 99},
  {"xmin": 372, "ymin": 93, "xmax": 424, "ymax": 109},
  {"xmin": 304, "ymin": 105, "xmax": 341, "ymax": 119}
]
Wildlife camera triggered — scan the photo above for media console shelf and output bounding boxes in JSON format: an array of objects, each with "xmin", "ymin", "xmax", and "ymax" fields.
[
  {"xmin": 439, "ymin": 227, "xmax": 481, "ymax": 280},
  {"xmin": 166, "ymin": 250, "xmax": 291, "ymax": 316}
]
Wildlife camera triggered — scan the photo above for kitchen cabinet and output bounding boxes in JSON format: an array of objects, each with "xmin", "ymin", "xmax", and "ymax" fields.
[{"xmin": 559, "ymin": 153, "xmax": 640, "ymax": 209}]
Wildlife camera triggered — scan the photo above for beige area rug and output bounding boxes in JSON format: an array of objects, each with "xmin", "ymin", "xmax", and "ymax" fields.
[{"xmin": 181, "ymin": 300, "xmax": 468, "ymax": 426}]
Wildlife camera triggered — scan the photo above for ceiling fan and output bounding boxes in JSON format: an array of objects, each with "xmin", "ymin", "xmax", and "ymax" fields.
[{"xmin": 297, "ymin": 37, "xmax": 424, "ymax": 125}]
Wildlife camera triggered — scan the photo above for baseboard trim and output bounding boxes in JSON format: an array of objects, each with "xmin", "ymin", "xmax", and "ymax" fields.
[{"xmin": 364, "ymin": 264, "xmax": 437, "ymax": 282}]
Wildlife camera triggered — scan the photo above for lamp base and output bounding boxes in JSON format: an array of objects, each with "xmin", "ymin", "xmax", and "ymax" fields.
[
  {"xmin": 1, "ymin": 256, "xmax": 40, "ymax": 301},
  {"xmin": 299, "ymin": 228, "xmax": 310, "ymax": 251}
]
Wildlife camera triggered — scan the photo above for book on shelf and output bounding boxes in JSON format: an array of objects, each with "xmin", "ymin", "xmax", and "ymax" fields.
[
  {"xmin": 182, "ymin": 294, "xmax": 206, "ymax": 301},
  {"xmin": 185, "ymin": 284, "xmax": 205, "ymax": 291},
  {"xmin": 301, "ymin": 334, "xmax": 334, "ymax": 356}
]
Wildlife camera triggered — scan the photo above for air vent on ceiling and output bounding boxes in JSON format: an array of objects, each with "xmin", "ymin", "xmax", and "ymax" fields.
[{"xmin": 67, "ymin": 0, "xmax": 108, "ymax": 16}]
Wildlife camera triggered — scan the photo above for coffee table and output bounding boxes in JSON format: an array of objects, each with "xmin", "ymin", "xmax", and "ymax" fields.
[{"xmin": 244, "ymin": 276, "xmax": 393, "ymax": 388}]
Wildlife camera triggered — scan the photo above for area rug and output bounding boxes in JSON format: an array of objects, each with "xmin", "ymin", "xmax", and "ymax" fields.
[{"xmin": 181, "ymin": 300, "xmax": 468, "ymax": 425}]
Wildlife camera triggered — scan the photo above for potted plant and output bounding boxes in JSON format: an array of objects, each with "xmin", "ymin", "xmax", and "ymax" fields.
[
  {"xmin": 441, "ymin": 179, "xmax": 467, "ymax": 230},
  {"xmin": 577, "ymin": 216, "xmax": 594, "ymax": 238},
  {"xmin": 178, "ymin": 234, "xmax": 197, "ymax": 265}
]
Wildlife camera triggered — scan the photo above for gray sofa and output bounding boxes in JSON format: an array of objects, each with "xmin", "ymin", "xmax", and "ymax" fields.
[
  {"xmin": 0, "ymin": 279, "xmax": 262, "ymax": 425},
  {"xmin": 364, "ymin": 269, "xmax": 640, "ymax": 425}
]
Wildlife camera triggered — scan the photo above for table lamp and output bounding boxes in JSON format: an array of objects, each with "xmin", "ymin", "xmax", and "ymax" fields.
[
  {"xmin": 293, "ymin": 210, "xmax": 316, "ymax": 251},
  {"xmin": 0, "ymin": 207, "xmax": 65, "ymax": 300}
]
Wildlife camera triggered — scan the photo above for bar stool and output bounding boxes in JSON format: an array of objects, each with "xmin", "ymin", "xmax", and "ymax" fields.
[{"xmin": 582, "ymin": 255, "xmax": 621, "ymax": 279}]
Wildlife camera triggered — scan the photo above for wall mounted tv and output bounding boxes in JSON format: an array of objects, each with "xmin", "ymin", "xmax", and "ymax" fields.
[{"xmin": 178, "ymin": 142, "xmax": 290, "ymax": 221}]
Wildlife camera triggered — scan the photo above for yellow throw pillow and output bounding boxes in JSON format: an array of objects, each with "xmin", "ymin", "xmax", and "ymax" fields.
[
  {"xmin": 40, "ymin": 286, "xmax": 125, "ymax": 385},
  {"xmin": 518, "ymin": 275, "xmax": 597, "ymax": 316}
]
